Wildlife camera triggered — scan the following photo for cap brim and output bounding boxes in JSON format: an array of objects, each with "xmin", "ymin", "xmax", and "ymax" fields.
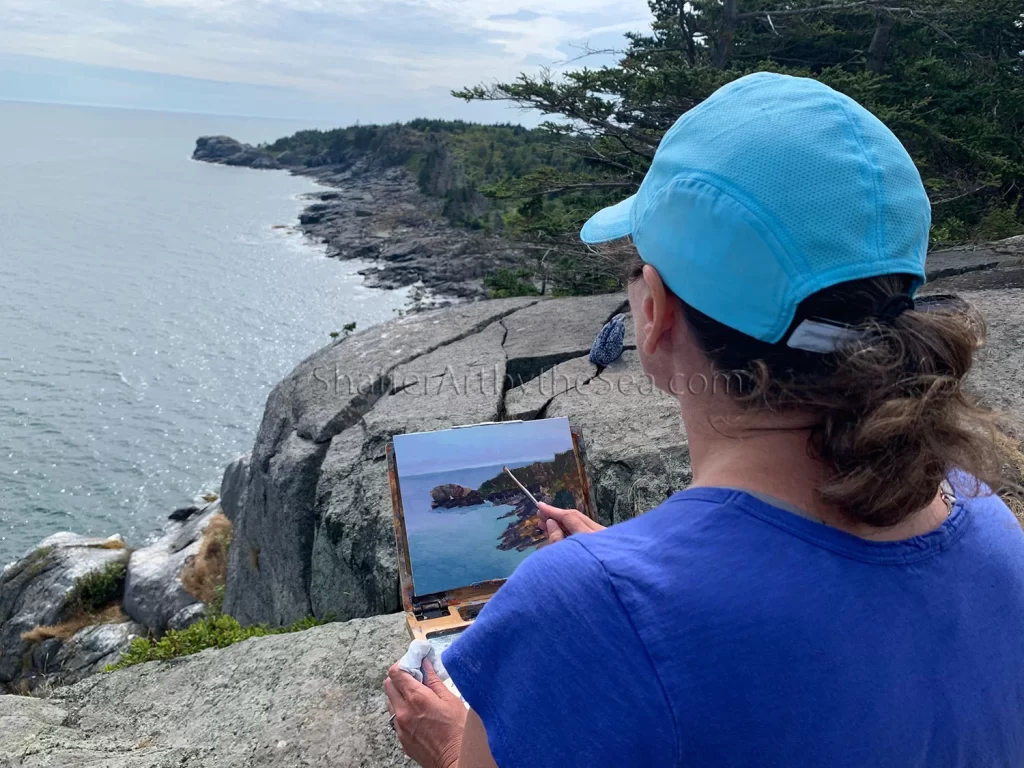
[{"xmin": 580, "ymin": 195, "xmax": 636, "ymax": 244}]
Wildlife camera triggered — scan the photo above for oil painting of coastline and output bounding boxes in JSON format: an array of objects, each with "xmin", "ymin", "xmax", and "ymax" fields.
[{"xmin": 393, "ymin": 418, "xmax": 582, "ymax": 597}]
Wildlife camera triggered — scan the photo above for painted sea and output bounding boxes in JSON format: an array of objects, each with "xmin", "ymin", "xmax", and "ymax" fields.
[{"xmin": 399, "ymin": 462, "xmax": 541, "ymax": 596}]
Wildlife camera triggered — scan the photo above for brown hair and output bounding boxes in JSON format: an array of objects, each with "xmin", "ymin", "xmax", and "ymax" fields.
[{"xmin": 621, "ymin": 249, "xmax": 1010, "ymax": 528}]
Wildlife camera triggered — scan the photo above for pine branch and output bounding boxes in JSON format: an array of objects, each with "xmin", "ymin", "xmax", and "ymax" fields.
[
  {"xmin": 736, "ymin": 1, "xmax": 947, "ymax": 20},
  {"xmin": 538, "ymin": 182, "xmax": 639, "ymax": 196}
]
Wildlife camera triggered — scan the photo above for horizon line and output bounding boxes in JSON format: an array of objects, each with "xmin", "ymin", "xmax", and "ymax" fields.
[{"xmin": 0, "ymin": 96, "xmax": 540, "ymax": 132}]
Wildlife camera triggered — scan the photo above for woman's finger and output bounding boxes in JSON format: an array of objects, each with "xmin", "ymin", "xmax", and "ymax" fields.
[
  {"xmin": 551, "ymin": 508, "xmax": 598, "ymax": 534},
  {"xmin": 384, "ymin": 677, "xmax": 404, "ymax": 713},
  {"xmin": 545, "ymin": 517, "xmax": 565, "ymax": 542},
  {"xmin": 387, "ymin": 664, "xmax": 422, "ymax": 699},
  {"xmin": 538, "ymin": 502, "xmax": 605, "ymax": 536},
  {"xmin": 536, "ymin": 501, "xmax": 567, "ymax": 521}
]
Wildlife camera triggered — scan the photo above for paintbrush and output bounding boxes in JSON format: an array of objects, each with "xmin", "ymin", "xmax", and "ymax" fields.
[{"xmin": 502, "ymin": 466, "xmax": 540, "ymax": 508}]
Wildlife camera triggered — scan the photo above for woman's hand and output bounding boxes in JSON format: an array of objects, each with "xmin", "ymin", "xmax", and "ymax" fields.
[
  {"xmin": 385, "ymin": 659, "xmax": 467, "ymax": 768},
  {"xmin": 537, "ymin": 501, "xmax": 606, "ymax": 542}
]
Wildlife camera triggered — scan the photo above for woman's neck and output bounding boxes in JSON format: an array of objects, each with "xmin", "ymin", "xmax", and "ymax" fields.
[{"xmin": 683, "ymin": 410, "xmax": 949, "ymax": 541}]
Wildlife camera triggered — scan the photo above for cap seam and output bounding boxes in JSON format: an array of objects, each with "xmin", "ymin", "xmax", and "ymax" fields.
[
  {"xmin": 633, "ymin": 172, "xmax": 809, "ymax": 342},
  {"xmin": 835, "ymin": 97, "xmax": 885, "ymax": 263}
]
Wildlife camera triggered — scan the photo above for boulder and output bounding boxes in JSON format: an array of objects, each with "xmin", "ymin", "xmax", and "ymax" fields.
[
  {"xmin": 169, "ymin": 505, "xmax": 201, "ymax": 522},
  {"xmin": 50, "ymin": 621, "xmax": 147, "ymax": 686},
  {"xmin": 921, "ymin": 240, "xmax": 1024, "ymax": 438},
  {"xmin": 0, "ymin": 534, "xmax": 129, "ymax": 691},
  {"xmin": 192, "ymin": 135, "xmax": 246, "ymax": 162},
  {"xmin": 122, "ymin": 502, "xmax": 220, "ymax": 633},
  {"xmin": 309, "ymin": 319, "xmax": 508, "ymax": 621},
  {"xmin": 0, "ymin": 614, "xmax": 412, "ymax": 767}
]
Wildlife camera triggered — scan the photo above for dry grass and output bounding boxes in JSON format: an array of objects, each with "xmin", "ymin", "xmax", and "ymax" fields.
[
  {"xmin": 21, "ymin": 604, "xmax": 126, "ymax": 644},
  {"xmin": 181, "ymin": 512, "xmax": 232, "ymax": 604},
  {"xmin": 1004, "ymin": 495, "xmax": 1024, "ymax": 527},
  {"xmin": 996, "ymin": 430, "xmax": 1024, "ymax": 529},
  {"xmin": 92, "ymin": 538, "xmax": 126, "ymax": 550}
]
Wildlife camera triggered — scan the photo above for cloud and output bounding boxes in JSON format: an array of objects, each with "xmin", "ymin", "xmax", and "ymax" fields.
[{"xmin": 0, "ymin": 0, "xmax": 652, "ymax": 120}]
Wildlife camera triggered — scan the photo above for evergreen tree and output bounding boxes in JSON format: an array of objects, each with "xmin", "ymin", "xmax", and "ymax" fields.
[{"xmin": 455, "ymin": 0, "xmax": 1024, "ymax": 294}]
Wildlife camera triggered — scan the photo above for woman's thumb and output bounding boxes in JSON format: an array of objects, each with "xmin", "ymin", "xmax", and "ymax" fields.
[{"xmin": 422, "ymin": 658, "xmax": 448, "ymax": 694}]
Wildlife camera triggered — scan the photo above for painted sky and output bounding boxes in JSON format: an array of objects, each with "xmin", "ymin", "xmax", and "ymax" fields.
[
  {"xmin": 394, "ymin": 417, "xmax": 574, "ymax": 477},
  {"xmin": 1, "ymin": 0, "xmax": 653, "ymax": 123}
]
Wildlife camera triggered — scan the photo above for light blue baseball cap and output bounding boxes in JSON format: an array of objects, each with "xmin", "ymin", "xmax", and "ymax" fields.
[{"xmin": 581, "ymin": 72, "xmax": 931, "ymax": 347}]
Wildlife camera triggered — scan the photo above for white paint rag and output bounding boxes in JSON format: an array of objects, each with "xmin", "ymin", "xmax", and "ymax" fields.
[{"xmin": 397, "ymin": 639, "xmax": 450, "ymax": 684}]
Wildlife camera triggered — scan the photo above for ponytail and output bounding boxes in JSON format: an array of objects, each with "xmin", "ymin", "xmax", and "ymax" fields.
[{"xmin": 679, "ymin": 274, "xmax": 1009, "ymax": 527}]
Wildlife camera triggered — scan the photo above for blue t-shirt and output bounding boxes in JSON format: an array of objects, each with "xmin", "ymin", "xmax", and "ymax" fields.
[{"xmin": 444, "ymin": 484, "xmax": 1024, "ymax": 767}]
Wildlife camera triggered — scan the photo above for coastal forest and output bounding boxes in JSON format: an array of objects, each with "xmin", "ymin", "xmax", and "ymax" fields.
[{"xmin": 262, "ymin": 0, "xmax": 1024, "ymax": 297}]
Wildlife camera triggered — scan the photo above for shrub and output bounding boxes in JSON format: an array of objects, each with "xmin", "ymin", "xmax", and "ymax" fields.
[
  {"xmin": 65, "ymin": 560, "xmax": 127, "ymax": 617},
  {"xmin": 484, "ymin": 268, "xmax": 541, "ymax": 298},
  {"xmin": 977, "ymin": 198, "xmax": 1024, "ymax": 242},
  {"xmin": 106, "ymin": 614, "xmax": 329, "ymax": 671}
]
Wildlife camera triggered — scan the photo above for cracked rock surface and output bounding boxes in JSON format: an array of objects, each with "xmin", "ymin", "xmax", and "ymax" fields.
[{"xmin": 0, "ymin": 615, "xmax": 411, "ymax": 767}]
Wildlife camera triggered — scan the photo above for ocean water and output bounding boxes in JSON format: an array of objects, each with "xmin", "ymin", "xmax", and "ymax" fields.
[
  {"xmin": 0, "ymin": 101, "xmax": 410, "ymax": 565},
  {"xmin": 400, "ymin": 463, "xmax": 542, "ymax": 596}
]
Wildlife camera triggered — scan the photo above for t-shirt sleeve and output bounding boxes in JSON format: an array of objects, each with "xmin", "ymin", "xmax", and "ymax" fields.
[{"xmin": 442, "ymin": 537, "xmax": 677, "ymax": 767}]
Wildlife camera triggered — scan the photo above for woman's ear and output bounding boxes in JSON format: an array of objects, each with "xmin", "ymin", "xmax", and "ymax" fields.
[{"xmin": 641, "ymin": 264, "xmax": 674, "ymax": 357}]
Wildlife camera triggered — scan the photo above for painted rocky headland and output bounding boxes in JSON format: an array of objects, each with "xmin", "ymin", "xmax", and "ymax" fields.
[
  {"xmin": 428, "ymin": 449, "xmax": 583, "ymax": 552},
  {"xmin": 1, "ymin": 237, "xmax": 1023, "ymax": 765}
]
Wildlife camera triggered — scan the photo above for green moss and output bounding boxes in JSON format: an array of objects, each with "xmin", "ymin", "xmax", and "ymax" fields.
[
  {"xmin": 105, "ymin": 614, "xmax": 329, "ymax": 671},
  {"xmin": 65, "ymin": 560, "xmax": 127, "ymax": 616}
]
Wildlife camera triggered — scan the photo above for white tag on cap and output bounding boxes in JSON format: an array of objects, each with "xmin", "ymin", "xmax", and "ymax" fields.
[{"xmin": 786, "ymin": 318, "xmax": 868, "ymax": 353}]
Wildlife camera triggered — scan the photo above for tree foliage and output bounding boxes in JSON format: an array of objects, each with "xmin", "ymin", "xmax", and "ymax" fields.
[
  {"xmin": 455, "ymin": 0, "xmax": 1024, "ymax": 293},
  {"xmin": 262, "ymin": 120, "xmax": 594, "ymax": 230}
]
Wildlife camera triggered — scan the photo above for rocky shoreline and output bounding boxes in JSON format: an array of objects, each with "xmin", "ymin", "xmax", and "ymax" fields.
[{"xmin": 193, "ymin": 135, "xmax": 525, "ymax": 301}]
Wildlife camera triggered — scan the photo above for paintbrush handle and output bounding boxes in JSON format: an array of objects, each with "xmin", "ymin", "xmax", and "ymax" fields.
[{"xmin": 503, "ymin": 466, "xmax": 540, "ymax": 507}]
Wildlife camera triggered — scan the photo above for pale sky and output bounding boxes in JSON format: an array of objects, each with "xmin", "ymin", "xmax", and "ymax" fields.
[
  {"xmin": 0, "ymin": 0, "xmax": 652, "ymax": 124},
  {"xmin": 394, "ymin": 417, "xmax": 574, "ymax": 476}
]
